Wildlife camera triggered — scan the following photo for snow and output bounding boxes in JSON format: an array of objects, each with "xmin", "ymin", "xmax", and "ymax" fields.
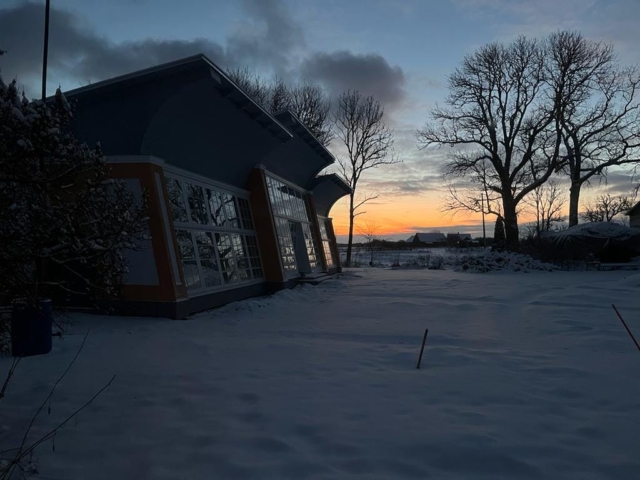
[
  {"xmin": 454, "ymin": 251, "xmax": 557, "ymax": 272},
  {"xmin": 549, "ymin": 222, "xmax": 639, "ymax": 241},
  {"xmin": 2, "ymin": 269, "xmax": 640, "ymax": 479},
  {"xmin": 344, "ymin": 247, "xmax": 556, "ymax": 272}
]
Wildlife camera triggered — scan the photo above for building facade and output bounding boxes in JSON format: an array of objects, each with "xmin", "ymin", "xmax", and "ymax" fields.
[{"xmin": 65, "ymin": 55, "xmax": 350, "ymax": 318}]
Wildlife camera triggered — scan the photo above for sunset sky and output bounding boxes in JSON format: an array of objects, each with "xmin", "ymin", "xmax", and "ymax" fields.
[{"xmin": 2, "ymin": 0, "xmax": 639, "ymax": 241}]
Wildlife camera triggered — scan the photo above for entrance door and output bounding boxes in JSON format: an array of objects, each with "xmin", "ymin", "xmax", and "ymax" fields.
[{"xmin": 290, "ymin": 221, "xmax": 312, "ymax": 275}]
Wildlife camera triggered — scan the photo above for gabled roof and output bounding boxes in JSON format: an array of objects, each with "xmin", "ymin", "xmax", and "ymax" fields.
[
  {"xmin": 628, "ymin": 201, "xmax": 640, "ymax": 216},
  {"xmin": 448, "ymin": 233, "xmax": 472, "ymax": 240},
  {"xmin": 273, "ymin": 110, "xmax": 334, "ymax": 166},
  {"xmin": 412, "ymin": 232, "xmax": 447, "ymax": 243},
  {"xmin": 62, "ymin": 54, "xmax": 292, "ymax": 142}
]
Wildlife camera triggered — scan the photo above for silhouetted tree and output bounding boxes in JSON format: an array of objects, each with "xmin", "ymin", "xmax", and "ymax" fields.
[
  {"xmin": 546, "ymin": 32, "xmax": 640, "ymax": 226},
  {"xmin": 357, "ymin": 221, "xmax": 381, "ymax": 266},
  {"xmin": 419, "ymin": 36, "xmax": 564, "ymax": 251},
  {"xmin": 227, "ymin": 68, "xmax": 334, "ymax": 146},
  {"xmin": 335, "ymin": 90, "xmax": 398, "ymax": 266},
  {"xmin": 581, "ymin": 194, "xmax": 635, "ymax": 223},
  {"xmin": 523, "ymin": 179, "xmax": 566, "ymax": 236}
]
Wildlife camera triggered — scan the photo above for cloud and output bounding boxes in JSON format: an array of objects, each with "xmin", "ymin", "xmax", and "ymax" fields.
[
  {"xmin": 225, "ymin": 0, "xmax": 305, "ymax": 76},
  {"xmin": 0, "ymin": 3, "xmax": 226, "ymax": 95},
  {"xmin": 300, "ymin": 50, "xmax": 406, "ymax": 109},
  {"xmin": 0, "ymin": 0, "xmax": 406, "ymax": 108},
  {"xmin": 451, "ymin": 0, "xmax": 640, "ymax": 63}
]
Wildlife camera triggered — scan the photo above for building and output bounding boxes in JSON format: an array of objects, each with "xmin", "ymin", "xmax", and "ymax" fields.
[
  {"xmin": 447, "ymin": 233, "xmax": 473, "ymax": 246},
  {"xmin": 407, "ymin": 232, "xmax": 447, "ymax": 246},
  {"xmin": 64, "ymin": 55, "xmax": 351, "ymax": 319},
  {"xmin": 628, "ymin": 202, "xmax": 640, "ymax": 228}
]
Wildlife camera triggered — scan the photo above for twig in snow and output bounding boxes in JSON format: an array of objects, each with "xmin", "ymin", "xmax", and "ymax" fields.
[
  {"xmin": 416, "ymin": 328, "xmax": 429, "ymax": 369},
  {"xmin": 612, "ymin": 304, "xmax": 640, "ymax": 352},
  {"xmin": 0, "ymin": 357, "xmax": 21, "ymax": 400},
  {"xmin": 0, "ymin": 375, "xmax": 116, "ymax": 480}
]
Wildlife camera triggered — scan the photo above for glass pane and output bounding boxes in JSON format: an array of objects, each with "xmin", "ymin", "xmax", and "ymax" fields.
[
  {"xmin": 187, "ymin": 183, "xmax": 208, "ymax": 225},
  {"xmin": 221, "ymin": 193, "xmax": 239, "ymax": 229},
  {"xmin": 301, "ymin": 223, "xmax": 318, "ymax": 269},
  {"xmin": 275, "ymin": 218, "xmax": 297, "ymax": 273},
  {"xmin": 237, "ymin": 197, "xmax": 254, "ymax": 230},
  {"xmin": 207, "ymin": 188, "xmax": 226, "ymax": 227},
  {"xmin": 323, "ymin": 240, "xmax": 334, "ymax": 268},
  {"xmin": 176, "ymin": 230, "xmax": 200, "ymax": 290},
  {"xmin": 165, "ymin": 177, "xmax": 188, "ymax": 223},
  {"xmin": 232, "ymin": 234, "xmax": 251, "ymax": 280},
  {"xmin": 195, "ymin": 231, "xmax": 221, "ymax": 287},
  {"xmin": 318, "ymin": 219, "xmax": 329, "ymax": 240},
  {"xmin": 216, "ymin": 233, "xmax": 237, "ymax": 283}
]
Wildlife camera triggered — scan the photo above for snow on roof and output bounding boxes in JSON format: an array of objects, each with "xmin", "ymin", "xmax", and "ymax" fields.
[
  {"xmin": 411, "ymin": 232, "xmax": 447, "ymax": 243},
  {"xmin": 549, "ymin": 222, "xmax": 639, "ymax": 242}
]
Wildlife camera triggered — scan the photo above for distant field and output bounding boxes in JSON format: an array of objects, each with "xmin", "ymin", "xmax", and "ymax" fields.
[{"xmin": 338, "ymin": 246, "xmax": 485, "ymax": 267}]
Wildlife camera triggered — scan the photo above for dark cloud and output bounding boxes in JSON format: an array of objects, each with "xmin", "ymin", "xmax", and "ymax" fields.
[
  {"xmin": 0, "ymin": 0, "xmax": 305, "ymax": 96},
  {"xmin": 0, "ymin": 1, "xmax": 405, "ymax": 110},
  {"xmin": 226, "ymin": 0, "xmax": 304, "ymax": 76},
  {"xmin": 0, "ymin": 3, "xmax": 225, "ymax": 95},
  {"xmin": 582, "ymin": 169, "xmax": 637, "ymax": 196},
  {"xmin": 300, "ymin": 50, "xmax": 406, "ymax": 109}
]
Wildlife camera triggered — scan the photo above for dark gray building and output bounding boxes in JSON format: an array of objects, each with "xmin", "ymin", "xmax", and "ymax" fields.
[{"xmin": 65, "ymin": 55, "xmax": 350, "ymax": 318}]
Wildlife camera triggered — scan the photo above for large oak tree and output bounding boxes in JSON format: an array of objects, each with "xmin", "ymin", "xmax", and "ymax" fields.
[{"xmin": 419, "ymin": 37, "xmax": 564, "ymax": 250}]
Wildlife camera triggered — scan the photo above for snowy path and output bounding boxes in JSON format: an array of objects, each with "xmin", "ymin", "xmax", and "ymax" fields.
[{"xmin": 2, "ymin": 269, "xmax": 640, "ymax": 479}]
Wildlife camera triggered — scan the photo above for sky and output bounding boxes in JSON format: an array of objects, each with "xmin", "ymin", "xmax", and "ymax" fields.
[{"xmin": 1, "ymin": 0, "xmax": 639, "ymax": 241}]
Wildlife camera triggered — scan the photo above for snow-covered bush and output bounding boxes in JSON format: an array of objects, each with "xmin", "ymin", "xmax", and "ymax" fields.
[
  {"xmin": 0, "ymin": 77, "xmax": 147, "ymax": 308},
  {"xmin": 456, "ymin": 251, "xmax": 557, "ymax": 273}
]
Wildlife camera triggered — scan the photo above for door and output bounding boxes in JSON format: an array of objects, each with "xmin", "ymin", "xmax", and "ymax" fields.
[{"xmin": 290, "ymin": 221, "xmax": 312, "ymax": 275}]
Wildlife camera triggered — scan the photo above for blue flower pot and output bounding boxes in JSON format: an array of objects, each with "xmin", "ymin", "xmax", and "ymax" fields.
[{"xmin": 11, "ymin": 300, "xmax": 53, "ymax": 357}]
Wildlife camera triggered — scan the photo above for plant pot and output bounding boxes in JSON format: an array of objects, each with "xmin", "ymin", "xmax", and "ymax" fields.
[{"xmin": 11, "ymin": 300, "xmax": 53, "ymax": 357}]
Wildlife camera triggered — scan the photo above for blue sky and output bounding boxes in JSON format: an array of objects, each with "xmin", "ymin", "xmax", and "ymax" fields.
[{"xmin": 2, "ymin": 0, "xmax": 639, "ymax": 239}]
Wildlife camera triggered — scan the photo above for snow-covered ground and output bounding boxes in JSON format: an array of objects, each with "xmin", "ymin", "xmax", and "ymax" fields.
[
  {"xmin": 343, "ymin": 246, "xmax": 482, "ymax": 267},
  {"xmin": 2, "ymin": 269, "xmax": 640, "ymax": 479}
]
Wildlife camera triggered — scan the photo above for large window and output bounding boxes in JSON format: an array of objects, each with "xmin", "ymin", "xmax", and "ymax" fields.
[
  {"xmin": 266, "ymin": 175, "xmax": 320, "ymax": 276},
  {"xmin": 165, "ymin": 173, "xmax": 263, "ymax": 294}
]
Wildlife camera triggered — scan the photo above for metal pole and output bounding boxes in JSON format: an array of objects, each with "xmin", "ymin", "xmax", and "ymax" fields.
[
  {"xmin": 481, "ymin": 195, "xmax": 487, "ymax": 248},
  {"xmin": 42, "ymin": 0, "xmax": 51, "ymax": 100},
  {"xmin": 416, "ymin": 328, "xmax": 429, "ymax": 369}
]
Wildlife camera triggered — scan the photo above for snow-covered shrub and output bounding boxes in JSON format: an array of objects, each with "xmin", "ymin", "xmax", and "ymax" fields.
[
  {"xmin": 456, "ymin": 251, "xmax": 557, "ymax": 273},
  {"xmin": 428, "ymin": 255, "xmax": 444, "ymax": 270},
  {"xmin": 0, "ymin": 77, "xmax": 147, "ymax": 308}
]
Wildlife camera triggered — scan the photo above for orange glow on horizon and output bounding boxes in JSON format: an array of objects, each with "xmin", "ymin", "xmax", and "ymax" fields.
[{"xmin": 328, "ymin": 194, "xmax": 486, "ymax": 238}]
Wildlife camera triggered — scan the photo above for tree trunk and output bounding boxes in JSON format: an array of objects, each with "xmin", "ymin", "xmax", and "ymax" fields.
[
  {"xmin": 502, "ymin": 197, "xmax": 519, "ymax": 251},
  {"xmin": 568, "ymin": 181, "xmax": 581, "ymax": 227},
  {"xmin": 345, "ymin": 193, "xmax": 355, "ymax": 266}
]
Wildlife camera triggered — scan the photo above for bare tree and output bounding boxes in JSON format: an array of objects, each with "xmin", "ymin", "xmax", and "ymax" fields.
[
  {"xmin": 523, "ymin": 179, "xmax": 566, "ymax": 235},
  {"xmin": 581, "ymin": 193, "xmax": 635, "ymax": 223},
  {"xmin": 288, "ymin": 81, "xmax": 334, "ymax": 145},
  {"xmin": 227, "ymin": 68, "xmax": 334, "ymax": 146},
  {"xmin": 546, "ymin": 32, "xmax": 640, "ymax": 226},
  {"xmin": 418, "ymin": 37, "xmax": 564, "ymax": 251},
  {"xmin": 441, "ymin": 160, "xmax": 503, "ymax": 219},
  {"xmin": 335, "ymin": 90, "xmax": 398, "ymax": 265},
  {"xmin": 227, "ymin": 66, "xmax": 270, "ymax": 106},
  {"xmin": 357, "ymin": 221, "xmax": 381, "ymax": 266}
]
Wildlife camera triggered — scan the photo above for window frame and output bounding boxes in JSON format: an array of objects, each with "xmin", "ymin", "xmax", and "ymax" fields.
[{"xmin": 164, "ymin": 169, "xmax": 264, "ymax": 296}]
